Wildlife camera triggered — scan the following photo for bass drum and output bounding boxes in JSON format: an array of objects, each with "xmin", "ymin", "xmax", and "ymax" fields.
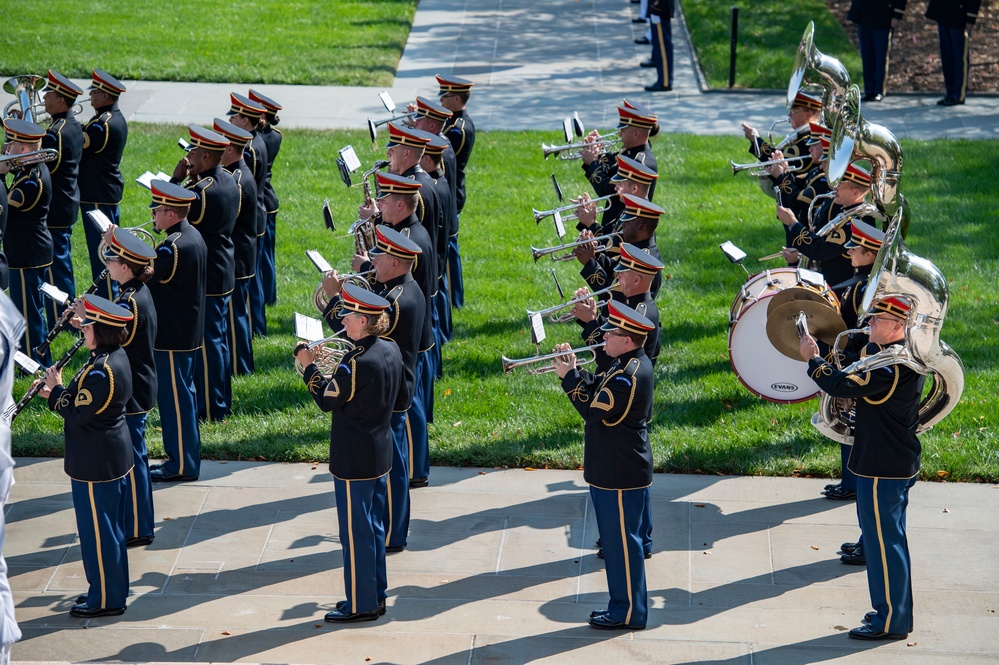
[{"xmin": 728, "ymin": 268, "xmax": 838, "ymax": 404}]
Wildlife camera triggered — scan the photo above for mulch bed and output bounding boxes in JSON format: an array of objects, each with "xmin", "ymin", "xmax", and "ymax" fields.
[{"xmin": 823, "ymin": 0, "xmax": 998, "ymax": 94}]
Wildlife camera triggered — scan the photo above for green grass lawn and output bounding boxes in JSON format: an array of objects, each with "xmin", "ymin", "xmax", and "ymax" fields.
[
  {"xmin": 0, "ymin": 0, "xmax": 417, "ymax": 86},
  {"xmin": 683, "ymin": 0, "xmax": 863, "ymax": 90},
  {"xmin": 11, "ymin": 127, "xmax": 998, "ymax": 482}
]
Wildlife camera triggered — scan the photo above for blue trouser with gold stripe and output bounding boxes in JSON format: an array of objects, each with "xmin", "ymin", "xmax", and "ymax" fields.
[
  {"xmin": 79, "ymin": 202, "xmax": 119, "ymax": 300},
  {"xmin": 651, "ymin": 16, "xmax": 674, "ymax": 88},
  {"xmin": 9, "ymin": 266, "xmax": 51, "ymax": 366},
  {"xmin": 72, "ymin": 477, "xmax": 129, "ymax": 610},
  {"xmin": 333, "ymin": 474, "xmax": 388, "ymax": 613},
  {"xmin": 840, "ymin": 443, "xmax": 858, "ymax": 492},
  {"xmin": 436, "ymin": 276, "xmax": 453, "ymax": 344},
  {"xmin": 590, "ymin": 485, "xmax": 649, "ymax": 628},
  {"xmin": 447, "ymin": 233, "xmax": 464, "ymax": 309},
  {"xmin": 385, "ymin": 412, "xmax": 411, "ymax": 549},
  {"xmin": 938, "ymin": 26, "xmax": 970, "ymax": 103},
  {"xmin": 196, "ymin": 294, "xmax": 232, "ymax": 421},
  {"xmin": 250, "ymin": 234, "xmax": 268, "ymax": 336},
  {"xmin": 155, "ymin": 349, "xmax": 201, "ymax": 478},
  {"xmin": 124, "ymin": 413, "xmax": 154, "ymax": 540},
  {"xmin": 409, "ymin": 350, "xmax": 432, "ymax": 481},
  {"xmin": 230, "ymin": 278, "xmax": 254, "ymax": 375},
  {"xmin": 857, "ymin": 475, "xmax": 917, "ymax": 635},
  {"xmin": 45, "ymin": 225, "xmax": 76, "ymax": 331},
  {"xmin": 260, "ymin": 211, "xmax": 277, "ymax": 305}
]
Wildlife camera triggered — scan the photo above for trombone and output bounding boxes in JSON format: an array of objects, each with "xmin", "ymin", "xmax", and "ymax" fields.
[
  {"xmin": 731, "ymin": 155, "xmax": 809, "ymax": 177},
  {"xmin": 530, "ymin": 231, "xmax": 621, "ymax": 263},
  {"xmin": 541, "ymin": 132, "xmax": 621, "ymax": 161},
  {"xmin": 532, "ymin": 194, "xmax": 614, "ymax": 224},
  {"xmin": 295, "ymin": 331, "xmax": 357, "ymax": 378},
  {"xmin": 501, "ymin": 342, "xmax": 606, "ymax": 375},
  {"xmin": 0, "ymin": 148, "xmax": 58, "ymax": 168},
  {"xmin": 527, "ymin": 284, "xmax": 615, "ymax": 324}
]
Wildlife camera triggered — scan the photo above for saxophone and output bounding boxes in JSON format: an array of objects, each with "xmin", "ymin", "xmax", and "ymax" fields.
[{"xmin": 351, "ymin": 160, "xmax": 389, "ymax": 255}]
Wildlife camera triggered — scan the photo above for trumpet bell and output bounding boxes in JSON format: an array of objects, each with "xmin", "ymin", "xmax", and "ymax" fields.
[{"xmin": 787, "ymin": 21, "xmax": 851, "ymax": 128}]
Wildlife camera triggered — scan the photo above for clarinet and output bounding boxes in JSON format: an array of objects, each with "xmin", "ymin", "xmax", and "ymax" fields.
[
  {"xmin": 33, "ymin": 269, "xmax": 108, "ymax": 358},
  {"xmin": 5, "ymin": 338, "xmax": 85, "ymax": 423}
]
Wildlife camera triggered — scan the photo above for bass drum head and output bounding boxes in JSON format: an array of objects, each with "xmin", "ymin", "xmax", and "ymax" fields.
[{"xmin": 729, "ymin": 298, "xmax": 820, "ymax": 404}]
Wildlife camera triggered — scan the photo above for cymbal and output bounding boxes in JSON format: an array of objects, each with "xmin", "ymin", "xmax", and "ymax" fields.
[
  {"xmin": 766, "ymin": 300, "xmax": 847, "ymax": 361},
  {"xmin": 766, "ymin": 286, "xmax": 839, "ymax": 317}
]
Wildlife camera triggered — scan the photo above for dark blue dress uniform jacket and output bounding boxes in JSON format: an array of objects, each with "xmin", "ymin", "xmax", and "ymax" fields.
[
  {"xmin": 116, "ymin": 279, "xmax": 158, "ymax": 414},
  {"xmin": 79, "ymin": 103, "xmax": 127, "ymax": 206},
  {"xmin": 42, "ymin": 111, "xmax": 84, "ymax": 228},
  {"xmin": 147, "ymin": 220, "xmax": 208, "ymax": 351},
  {"xmin": 227, "ymin": 160, "xmax": 258, "ymax": 279},
  {"xmin": 176, "ymin": 165, "xmax": 240, "ymax": 296},
  {"xmin": 5, "ymin": 163, "xmax": 52, "ymax": 268},
  {"xmin": 259, "ymin": 125, "xmax": 282, "ymax": 215},
  {"xmin": 442, "ymin": 111, "xmax": 474, "ymax": 214}
]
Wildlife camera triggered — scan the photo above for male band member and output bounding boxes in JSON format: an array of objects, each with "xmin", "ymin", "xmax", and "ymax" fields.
[
  {"xmin": 170, "ymin": 125, "xmax": 240, "ymax": 422},
  {"xmin": 926, "ymin": 0, "xmax": 981, "ymax": 106},
  {"xmin": 41, "ymin": 71, "xmax": 84, "ymax": 331},
  {"xmin": 741, "ymin": 90, "xmax": 821, "ymax": 176},
  {"xmin": 848, "ymin": 0, "xmax": 907, "ymax": 102},
  {"xmin": 552, "ymin": 301, "xmax": 655, "ymax": 630},
  {"xmin": 214, "ymin": 118, "xmax": 258, "ymax": 376},
  {"xmin": 296, "ymin": 285, "xmax": 403, "ymax": 623},
  {"xmin": 801, "ymin": 297, "xmax": 921, "ymax": 640},
  {"xmin": 100, "ymin": 229, "xmax": 159, "ymax": 546},
  {"xmin": 144, "ymin": 180, "xmax": 207, "ymax": 482},
  {"xmin": 581, "ymin": 104, "xmax": 658, "ymax": 203},
  {"xmin": 1, "ymin": 118, "xmax": 53, "ymax": 366},
  {"xmin": 576, "ymin": 194, "xmax": 664, "ymax": 299},
  {"xmin": 320, "ymin": 226, "xmax": 426, "ymax": 554},
  {"xmin": 247, "ymin": 89, "xmax": 282, "ymax": 312},
  {"xmin": 777, "ymin": 161, "xmax": 876, "ymax": 288},
  {"xmin": 225, "ymin": 93, "xmax": 268, "ymax": 231},
  {"xmin": 576, "ymin": 155, "xmax": 658, "ymax": 234},
  {"xmin": 411, "ymin": 96, "xmax": 456, "ymax": 216},
  {"xmin": 357, "ymin": 172, "xmax": 435, "ymax": 488},
  {"xmin": 437, "ymin": 74, "xmax": 475, "ymax": 309},
  {"xmin": 765, "ymin": 122, "xmax": 831, "ymax": 224},
  {"xmin": 645, "ymin": 0, "xmax": 675, "ymax": 92},
  {"xmin": 79, "ymin": 69, "xmax": 127, "ymax": 299},
  {"xmin": 420, "ymin": 133, "xmax": 456, "ymax": 345}
]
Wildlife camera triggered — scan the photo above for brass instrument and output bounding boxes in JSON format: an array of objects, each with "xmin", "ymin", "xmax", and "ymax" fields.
[
  {"xmin": 501, "ymin": 342, "xmax": 606, "ymax": 375},
  {"xmin": 5, "ymin": 338, "xmax": 85, "ymax": 423},
  {"xmin": 532, "ymin": 194, "xmax": 614, "ymax": 224},
  {"xmin": 366, "ymin": 111, "xmax": 417, "ymax": 143},
  {"xmin": 295, "ymin": 332, "xmax": 356, "ymax": 378},
  {"xmin": 787, "ymin": 22, "xmax": 852, "ymax": 129},
  {"xmin": 0, "ymin": 148, "xmax": 58, "ymax": 168},
  {"xmin": 541, "ymin": 132, "xmax": 621, "ymax": 161},
  {"xmin": 814, "ymin": 201, "xmax": 885, "ymax": 239},
  {"xmin": 806, "ymin": 190, "xmax": 836, "ymax": 226},
  {"xmin": 311, "ymin": 269, "xmax": 375, "ymax": 315},
  {"xmin": 731, "ymin": 155, "xmax": 809, "ymax": 177},
  {"xmin": 97, "ymin": 221, "xmax": 157, "ymax": 265},
  {"xmin": 3, "ymin": 75, "xmax": 45, "ymax": 123},
  {"xmin": 351, "ymin": 160, "xmax": 389, "ymax": 254},
  {"xmin": 526, "ymin": 284, "xmax": 615, "ymax": 324},
  {"xmin": 531, "ymin": 232, "xmax": 622, "ymax": 263}
]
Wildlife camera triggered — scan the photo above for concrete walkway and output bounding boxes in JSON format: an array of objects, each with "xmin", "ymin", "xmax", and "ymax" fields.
[
  {"xmin": 64, "ymin": 0, "xmax": 996, "ymax": 139},
  {"xmin": 7, "ymin": 458, "xmax": 999, "ymax": 664}
]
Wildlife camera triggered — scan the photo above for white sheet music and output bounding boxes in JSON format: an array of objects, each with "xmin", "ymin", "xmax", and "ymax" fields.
[
  {"xmin": 530, "ymin": 313, "xmax": 546, "ymax": 344},
  {"xmin": 86, "ymin": 209, "xmax": 112, "ymax": 234},
  {"xmin": 378, "ymin": 91, "xmax": 396, "ymax": 113},
  {"xmin": 13, "ymin": 351, "xmax": 41, "ymax": 376},
  {"xmin": 306, "ymin": 250, "xmax": 333, "ymax": 273},
  {"xmin": 294, "ymin": 312, "xmax": 324, "ymax": 342},
  {"xmin": 39, "ymin": 283, "xmax": 70, "ymax": 304},
  {"xmin": 338, "ymin": 146, "xmax": 361, "ymax": 173}
]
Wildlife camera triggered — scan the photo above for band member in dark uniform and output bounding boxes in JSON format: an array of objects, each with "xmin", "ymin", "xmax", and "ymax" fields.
[
  {"xmin": 41, "ymin": 71, "xmax": 84, "ymax": 331},
  {"xmin": 848, "ymin": 0, "xmax": 907, "ymax": 102},
  {"xmin": 765, "ymin": 122, "xmax": 831, "ymax": 226},
  {"xmin": 78, "ymin": 69, "xmax": 128, "ymax": 299},
  {"xmin": 801, "ymin": 297, "xmax": 921, "ymax": 641},
  {"xmin": 926, "ymin": 0, "xmax": 981, "ymax": 106},
  {"xmin": 552, "ymin": 301, "xmax": 655, "ymax": 630},
  {"xmin": 575, "ymin": 155, "xmax": 658, "ymax": 234},
  {"xmin": 295, "ymin": 285, "xmax": 403, "ymax": 623},
  {"xmin": 41, "ymin": 294, "xmax": 134, "ymax": 618},
  {"xmin": 741, "ymin": 91, "xmax": 821, "ymax": 179},
  {"xmin": 419, "ymin": 133, "xmax": 455, "ymax": 345},
  {"xmin": 437, "ymin": 74, "xmax": 475, "ymax": 310},
  {"xmin": 248, "ymin": 88, "xmax": 282, "ymax": 313},
  {"xmin": 170, "ymin": 125, "xmax": 240, "ymax": 422},
  {"xmin": 581, "ymin": 103, "xmax": 658, "ymax": 203},
  {"xmin": 101, "ymin": 228, "xmax": 159, "ymax": 547},
  {"xmin": 143, "ymin": 180, "xmax": 207, "ymax": 482},
  {"xmin": 646, "ymin": 0, "xmax": 675, "ymax": 92},
  {"xmin": 0, "ymin": 171, "xmax": 7, "ymax": 291},
  {"xmin": 1, "ymin": 118, "xmax": 53, "ymax": 366},
  {"xmin": 214, "ymin": 118, "xmax": 258, "ymax": 376}
]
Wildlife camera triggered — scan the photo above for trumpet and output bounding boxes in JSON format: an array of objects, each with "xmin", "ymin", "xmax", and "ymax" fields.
[
  {"xmin": 731, "ymin": 155, "xmax": 810, "ymax": 177},
  {"xmin": 312, "ymin": 269, "xmax": 375, "ymax": 315},
  {"xmin": 541, "ymin": 132, "xmax": 621, "ymax": 161},
  {"xmin": 501, "ymin": 342, "xmax": 606, "ymax": 375},
  {"xmin": 527, "ymin": 284, "xmax": 616, "ymax": 324},
  {"xmin": 295, "ymin": 332, "xmax": 357, "ymax": 378},
  {"xmin": 530, "ymin": 231, "xmax": 621, "ymax": 263},
  {"xmin": 367, "ymin": 112, "xmax": 417, "ymax": 143},
  {"xmin": 532, "ymin": 194, "xmax": 615, "ymax": 224},
  {"xmin": 0, "ymin": 148, "xmax": 58, "ymax": 168}
]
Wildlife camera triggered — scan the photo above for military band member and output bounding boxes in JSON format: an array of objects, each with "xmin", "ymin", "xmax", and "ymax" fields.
[
  {"xmin": 581, "ymin": 103, "xmax": 658, "ymax": 203},
  {"xmin": 100, "ymin": 229, "xmax": 159, "ymax": 546},
  {"xmin": 143, "ymin": 180, "xmax": 207, "ymax": 482},
  {"xmin": 552, "ymin": 301, "xmax": 655, "ymax": 630},
  {"xmin": 41, "ymin": 71, "xmax": 84, "ymax": 331},
  {"xmin": 1, "ymin": 118, "xmax": 53, "ymax": 366},
  {"xmin": 214, "ymin": 118, "xmax": 258, "ymax": 376},
  {"xmin": 411, "ymin": 96, "xmax": 457, "ymax": 217},
  {"xmin": 848, "ymin": 0, "xmax": 907, "ymax": 102},
  {"xmin": 741, "ymin": 90, "xmax": 821, "ymax": 177},
  {"xmin": 437, "ymin": 74, "xmax": 476, "ymax": 309},
  {"xmin": 801, "ymin": 297, "xmax": 920, "ymax": 640},
  {"xmin": 247, "ymin": 88, "xmax": 282, "ymax": 313},
  {"xmin": 170, "ymin": 125, "xmax": 240, "ymax": 422},
  {"xmin": 79, "ymin": 69, "xmax": 128, "ymax": 299},
  {"xmin": 295, "ymin": 285, "xmax": 403, "ymax": 623},
  {"xmin": 765, "ymin": 122, "xmax": 831, "ymax": 225},
  {"xmin": 777, "ymin": 161, "xmax": 876, "ymax": 287},
  {"xmin": 645, "ymin": 0, "xmax": 675, "ymax": 92},
  {"xmin": 576, "ymin": 155, "xmax": 658, "ymax": 234},
  {"xmin": 0, "ymin": 171, "xmax": 7, "ymax": 291},
  {"xmin": 41, "ymin": 294, "xmax": 134, "ymax": 618},
  {"xmin": 420, "ymin": 133, "xmax": 456, "ymax": 345},
  {"xmin": 225, "ymin": 93, "xmax": 268, "ymax": 233}
]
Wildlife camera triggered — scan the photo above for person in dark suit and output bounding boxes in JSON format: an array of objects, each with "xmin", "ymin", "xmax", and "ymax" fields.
[
  {"xmin": 552, "ymin": 301, "xmax": 655, "ymax": 630},
  {"xmin": 40, "ymin": 71, "xmax": 84, "ymax": 330},
  {"xmin": 848, "ymin": 0, "xmax": 906, "ymax": 102},
  {"xmin": 78, "ymin": 69, "xmax": 127, "ymax": 299},
  {"xmin": 1, "ymin": 118, "xmax": 53, "ymax": 366},
  {"xmin": 296, "ymin": 285, "xmax": 403, "ymax": 623},
  {"xmin": 926, "ymin": 0, "xmax": 981, "ymax": 105},
  {"xmin": 41, "ymin": 294, "xmax": 134, "ymax": 618},
  {"xmin": 801, "ymin": 297, "xmax": 922, "ymax": 640}
]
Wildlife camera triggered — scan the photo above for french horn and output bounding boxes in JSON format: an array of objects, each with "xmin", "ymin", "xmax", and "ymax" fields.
[{"xmin": 295, "ymin": 332, "xmax": 356, "ymax": 378}]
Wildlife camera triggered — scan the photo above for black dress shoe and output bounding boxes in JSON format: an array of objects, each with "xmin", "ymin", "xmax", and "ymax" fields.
[
  {"xmin": 335, "ymin": 599, "xmax": 386, "ymax": 616},
  {"xmin": 631, "ymin": 17, "xmax": 646, "ymax": 23},
  {"xmin": 386, "ymin": 545, "xmax": 405, "ymax": 553},
  {"xmin": 862, "ymin": 611, "xmax": 877, "ymax": 625},
  {"xmin": 634, "ymin": 37, "xmax": 650, "ymax": 45},
  {"xmin": 943, "ymin": 97, "xmax": 965, "ymax": 106},
  {"xmin": 70, "ymin": 603, "xmax": 126, "ymax": 618},
  {"xmin": 643, "ymin": 84, "xmax": 671, "ymax": 92},
  {"xmin": 589, "ymin": 608, "xmax": 609, "ymax": 618},
  {"xmin": 848, "ymin": 624, "xmax": 907, "ymax": 640},
  {"xmin": 324, "ymin": 607, "xmax": 381, "ymax": 623},
  {"xmin": 126, "ymin": 535, "xmax": 154, "ymax": 548},
  {"xmin": 76, "ymin": 595, "xmax": 88, "ymax": 604},
  {"xmin": 149, "ymin": 468, "xmax": 198, "ymax": 483},
  {"xmin": 588, "ymin": 614, "xmax": 644, "ymax": 630},
  {"xmin": 839, "ymin": 541, "xmax": 860, "ymax": 554},
  {"xmin": 840, "ymin": 549, "xmax": 866, "ymax": 565},
  {"xmin": 862, "ymin": 93, "xmax": 883, "ymax": 102},
  {"xmin": 824, "ymin": 482, "xmax": 840, "ymax": 491},
  {"xmin": 639, "ymin": 59, "xmax": 655, "ymax": 68},
  {"xmin": 823, "ymin": 486, "xmax": 857, "ymax": 500},
  {"xmin": 409, "ymin": 477, "xmax": 428, "ymax": 488}
]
